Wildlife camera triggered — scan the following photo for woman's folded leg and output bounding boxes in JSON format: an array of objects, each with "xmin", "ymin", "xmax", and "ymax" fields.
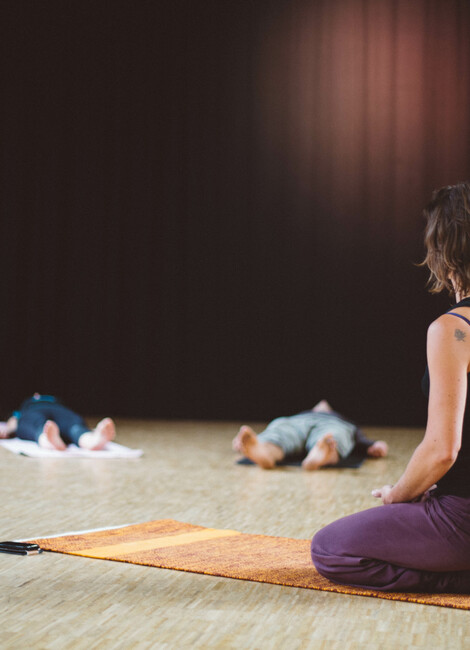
[{"xmin": 311, "ymin": 495, "xmax": 470, "ymax": 592}]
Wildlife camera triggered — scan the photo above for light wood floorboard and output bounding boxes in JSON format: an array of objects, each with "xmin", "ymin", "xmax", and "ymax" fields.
[{"xmin": 1, "ymin": 420, "xmax": 468, "ymax": 649}]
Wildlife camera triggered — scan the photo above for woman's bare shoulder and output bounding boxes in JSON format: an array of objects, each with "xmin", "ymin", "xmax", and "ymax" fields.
[
  {"xmin": 430, "ymin": 309, "xmax": 470, "ymax": 328},
  {"xmin": 428, "ymin": 314, "xmax": 460, "ymax": 336},
  {"xmin": 427, "ymin": 313, "xmax": 470, "ymax": 368}
]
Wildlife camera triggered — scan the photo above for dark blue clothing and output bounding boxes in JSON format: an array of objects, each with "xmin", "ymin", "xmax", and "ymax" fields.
[
  {"xmin": 14, "ymin": 395, "xmax": 89, "ymax": 445},
  {"xmin": 13, "ymin": 394, "xmax": 59, "ymax": 418}
]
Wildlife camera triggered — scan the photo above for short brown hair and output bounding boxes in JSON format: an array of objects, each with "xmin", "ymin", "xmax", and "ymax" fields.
[{"xmin": 421, "ymin": 182, "xmax": 470, "ymax": 297}]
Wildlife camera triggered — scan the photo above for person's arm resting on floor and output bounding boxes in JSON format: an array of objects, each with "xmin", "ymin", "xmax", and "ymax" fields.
[{"xmin": 374, "ymin": 315, "xmax": 468, "ymax": 504}]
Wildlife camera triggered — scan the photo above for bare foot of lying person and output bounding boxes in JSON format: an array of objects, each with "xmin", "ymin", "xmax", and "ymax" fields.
[
  {"xmin": 38, "ymin": 420, "xmax": 67, "ymax": 450},
  {"xmin": 311, "ymin": 399, "xmax": 333, "ymax": 413},
  {"xmin": 302, "ymin": 432, "xmax": 339, "ymax": 470},
  {"xmin": 366, "ymin": 440, "xmax": 389, "ymax": 458},
  {"xmin": 232, "ymin": 425, "xmax": 284, "ymax": 469},
  {"xmin": 78, "ymin": 417, "xmax": 116, "ymax": 450}
]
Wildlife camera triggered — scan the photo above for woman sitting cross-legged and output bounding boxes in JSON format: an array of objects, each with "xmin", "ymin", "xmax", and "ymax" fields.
[{"xmin": 311, "ymin": 182, "xmax": 470, "ymax": 593}]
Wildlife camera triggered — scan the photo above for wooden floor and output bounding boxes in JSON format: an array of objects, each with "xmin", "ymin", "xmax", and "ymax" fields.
[{"xmin": 1, "ymin": 420, "xmax": 469, "ymax": 649}]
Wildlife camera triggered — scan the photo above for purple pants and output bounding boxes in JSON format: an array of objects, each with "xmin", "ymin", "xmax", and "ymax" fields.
[{"xmin": 311, "ymin": 494, "xmax": 470, "ymax": 593}]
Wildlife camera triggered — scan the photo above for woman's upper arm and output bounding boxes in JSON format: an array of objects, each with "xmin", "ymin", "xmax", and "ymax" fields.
[{"xmin": 425, "ymin": 316, "xmax": 470, "ymax": 456}]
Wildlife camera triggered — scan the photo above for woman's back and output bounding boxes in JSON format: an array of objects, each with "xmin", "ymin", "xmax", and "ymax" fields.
[{"xmin": 422, "ymin": 298, "xmax": 470, "ymax": 496}]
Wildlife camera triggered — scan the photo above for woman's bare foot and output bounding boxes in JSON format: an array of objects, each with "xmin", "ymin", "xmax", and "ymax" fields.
[
  {"xmin": 232, "ymin": 425, "xmax": 284, "ymax": 469},
  {"xmin": 38, "ymin": 420, "xmax": 66, "ymax": 450},
  {"xmin": 367, "ymin": 440, "xmax": 389, "ymax": 458},
  {"xmin": 78, "ymin": 417, "xmax": 116, "ymax": 450},
  {"xmin": 302, "ymin": 433, "xmax": 339, "ymax": 470},
  {"xmin": 311, "ymin": 399, "xmax": 333, "ymax": 413}
]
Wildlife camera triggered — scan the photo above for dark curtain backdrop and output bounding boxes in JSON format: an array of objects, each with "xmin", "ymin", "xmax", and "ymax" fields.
[{"xmin": 1, "ymin": 0, "xmax": 469, "ymax": 424}]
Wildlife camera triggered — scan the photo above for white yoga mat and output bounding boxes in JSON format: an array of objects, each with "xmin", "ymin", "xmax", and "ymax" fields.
[{"xmin": 0, "ymin": 438, "xmax": 143, "ymax": 458}]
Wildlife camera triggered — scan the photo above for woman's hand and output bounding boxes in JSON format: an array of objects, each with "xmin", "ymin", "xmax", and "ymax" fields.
[
  {"xmin": 372, "ymin": 483, "xmax": 438, "ymax": 504},
  {"xmin": 371, "ymin": 485, "xmax": 394, "ymax": 504},
  {"xmin": 414, "ymin": 484, "xmax": 437, "ymax": 502}
]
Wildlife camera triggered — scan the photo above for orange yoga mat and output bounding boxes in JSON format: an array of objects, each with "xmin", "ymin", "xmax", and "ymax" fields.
[{"xmin": 33, "ymin": 519, "xmax": 470, "ymax": 610}]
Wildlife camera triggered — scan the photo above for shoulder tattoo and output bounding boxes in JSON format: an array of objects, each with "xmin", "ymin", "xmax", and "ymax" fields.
[{"xmin": 454, "ymin": 328, "xmax": 466, "ymax": 342}]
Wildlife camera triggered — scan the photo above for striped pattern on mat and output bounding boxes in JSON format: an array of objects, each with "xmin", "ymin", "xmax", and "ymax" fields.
[{"xmin": 32, "ymin": 519, "xmax": 470, "ymax": 610}]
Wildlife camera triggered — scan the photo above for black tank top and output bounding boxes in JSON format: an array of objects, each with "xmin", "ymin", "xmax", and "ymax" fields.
[{"xmin": 421, "ymin": 297, "xmax": 470, "ymax": 496}]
